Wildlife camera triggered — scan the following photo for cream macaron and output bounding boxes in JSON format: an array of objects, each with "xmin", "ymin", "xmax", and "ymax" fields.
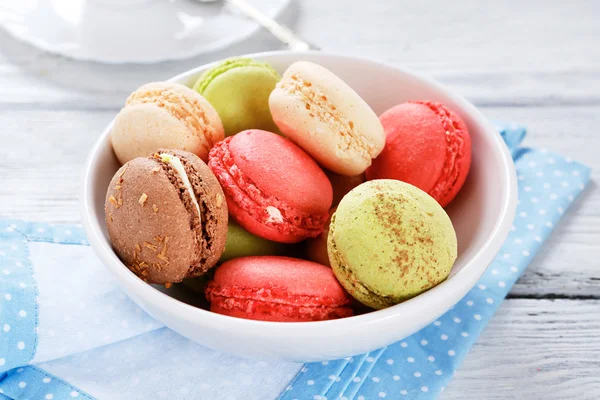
[
  {"xmin": 269, "ymin": 61, "xmax": 385, "ymax": 176},
  {"xmin": 111, "ymin": 82, "xmax": 224, "ymax": 165}
]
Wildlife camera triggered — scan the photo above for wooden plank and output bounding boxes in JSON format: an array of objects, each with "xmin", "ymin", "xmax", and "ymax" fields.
[
  {"xmin": 0, "ymin": 0, "xmax": 599, "ymax": 108},
  {"xmin": 0, "ymin": 110, "xmax": 112, "ymax": 222},
  {"xmin": 444, "ymin": 299, "xmax": 600, "ymax": 400},
  {"xmin": 2, "ymin": 61, "xmax": 597, "ymax": 110},
  {"xmin": 296, "ymin": 0, "xmax": 600, "ymax": 71}
]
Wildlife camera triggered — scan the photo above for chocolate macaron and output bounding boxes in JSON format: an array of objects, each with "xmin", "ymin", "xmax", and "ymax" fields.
[{"xmin": 105, "ymin": 149, "xmax": 228, "ymax": 285}]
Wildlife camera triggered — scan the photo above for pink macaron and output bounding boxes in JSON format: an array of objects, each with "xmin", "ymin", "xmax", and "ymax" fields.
[
  {"xmin": 366, "ymin": 101, "xmax": 472, "ymax": 207},
  {"xmin": 208, "ymin": 129, "xmax": 333, "ymax": 243},
  {"xmin": 205, "ymin": 256, "xmax": 354, "ymax": 322}
]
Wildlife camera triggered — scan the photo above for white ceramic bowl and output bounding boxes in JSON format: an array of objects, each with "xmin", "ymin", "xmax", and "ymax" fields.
[{"xmin": 82, "ymin": 51, "xmax": 517, "ymax": 362}]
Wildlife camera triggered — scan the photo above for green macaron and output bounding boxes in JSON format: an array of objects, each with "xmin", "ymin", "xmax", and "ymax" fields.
[
  {"xmin": 185, "ymin": 221, "xmax": 288, "ymax": 290},
  {"xmin": 193, "ymin": 58, "xmax": 281, "ymax": 136},
  {"xmin": 220, "ymin": 220, "xmax": 286, "ymax": 262},
  {"xmin": 328, "ymin": 180, "xmax": 457, "ymax": 309}
]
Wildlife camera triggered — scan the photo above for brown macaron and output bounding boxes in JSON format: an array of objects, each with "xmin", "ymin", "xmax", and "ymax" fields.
[{"xmin": 105, "ymin": 149, "xmax": 228, "ymax": 285}]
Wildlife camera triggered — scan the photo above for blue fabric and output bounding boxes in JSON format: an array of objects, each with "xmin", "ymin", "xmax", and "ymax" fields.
[
  {"xmin": 0, "ymin": 221, "xmax": 299, "ymax": 399},
  {"xmin": 0, "ymin": 366, "xmax": 90, "ymax": 400},
  {"xmin": 0, "ymin": 222, "xmax": 95, "ymax": 399},
  {"xmin": 0, "ymin": 123, "xmax": 592, "ymax": 400},
  {"xmin": 279, "ymin": 123, "xmax": 591, "ymax": 400},
  {"xmin": 0, "ymin": 222, "xmax": 41, "ymax": 371}
]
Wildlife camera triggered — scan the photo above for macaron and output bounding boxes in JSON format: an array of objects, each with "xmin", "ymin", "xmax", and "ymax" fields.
[
  {"xmin": 193, "ymin": 58, "xmax": 281, "ymax": 136},
  {"xmin": 111, "ymin": 82, "xmax": 224, "ymax": 165},
  {"xmin": 105, "ymin": 149, "xmax": 228, "ymax": 285},
  {"xmin": 366, "ymin": 101, "xmax": 472, "ymax": 207},
  {"xmin": 305, "ymin": 207, "xmax": 335, "ymax": 267},
  {"xmin": 269, "ymin": 61, "xmax": 385, "ymax": 176},
  {"xmin": 328, "ymin": 180, "xmax": 457, "ymax": 309},
  {"xmin": 220, "ymin": 220, "xmax": 287, "ymax": 263},
  {"xmin": 325, "ymin": 170, "xmax": 365, "ymax": 206},
  {"xmin": 305, "ymin": 171, "xmax": 364, "ymax": 267},
  {"xmin": 205, "ymin": 256, "xmax": 353, "ymax": 322},
  {"xmin": 208, "ymin": 129, "xmax": 333, "ymax": 243}
]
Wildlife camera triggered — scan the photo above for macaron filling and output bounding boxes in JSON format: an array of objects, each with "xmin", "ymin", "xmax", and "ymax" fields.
[
  {"xmin": 209, "ymin": 138, "xmax": 328, "ymax": 238},
  {"xmin": 127, "ymin": 86, "xmax": 216, "ymax": 150},
  {"xmin": 277, "ymin": 72, "xmax": 376, "ymax": 160},
  {"xmin": 152, "ymin": 152, "xmax": 221, "ymax": 276},
  {"xmin": 159, "ymin": 153, "xmax": 201, "ymax": 218},
  {"xmin": 414, "ymin": 101, "xmax": 468, "ymax": 203}
]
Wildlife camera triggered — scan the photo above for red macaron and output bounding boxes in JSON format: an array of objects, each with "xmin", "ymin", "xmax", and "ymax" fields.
[
  {"xmin": 366, "ymin": 101, "xmax": 472, "ymax": 207},
  {"xmin": 205, "ymin": 256, "xmax": 354, "ymax": 322},
  {"xmin": 208, "ymin": 129, "xmax": 333, "ymax": 243}
]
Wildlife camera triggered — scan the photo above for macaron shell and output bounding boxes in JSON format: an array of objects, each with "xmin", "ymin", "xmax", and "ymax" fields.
[
  {"xmin": 305, "ymin": 207, "xmax": 335, "ymax": 267},
  {"xmin": 208, "ymin": 130, "xmax": 332, "ymax": 243},
  {"xmin": 366, "ymin": 102, "xmax": 447, "ymax": 193},
  {"xmin": 194, "ymin": 58, "xmax": 279, "ymax": 94},
  {"xmin": 305, "ymin": 231, "xmax": 330, "ymax": 267},
  {"xmin": 325, "ymin": 170, "xmax": 365, "ymax": 206},
  {"xmin": 205, "ymin": 256, "xmax": 353, "ymax": 321},
  {"xmin": 328, "ymin": 180, "xmax": 457, "ymax": 309},
  {"xmin": 421, "ymin": 102, "xmax": 472, "ymax": 207},
  {"xmin": 195, "ymin": 61, "xmax": 281, "ymax": 136},
  {"xmin": 105, "ymin": 158, "xmax": 198, "ymax": 284},
  {"xmin": 111, "ymin": 82, "xmax": 224, "ymax": 164},
  {"xmin": 111, "ymin": 105, "xmax": 200, "ymax": 165},
  {"xmin": 229, "ymin": 130, "xmax": 332, "ymax": 215},
  {"xmin": 220, "ymin": 220, "xmax": 287, "ymax": 262},
  {"xmin": 134, "ymin": 82, "xmax": 224, "ymax": 149},
  {"xmin": 224, "ymin": 197, "xmax": 304, "ymax": 243},
  {"xmin": 209, "ymin": 299, "xmax": 351, "ymax": 322},
  {"xmin": 211, "ymin": 257, "xmax": 350, "ymax": 303},
  {"xmin": 366, "ymin": 101, "xmax": 472, "ymax": 207},
  {"xmin": 269, "ymin": 61, "xmax": 385, "ymax": 176}
]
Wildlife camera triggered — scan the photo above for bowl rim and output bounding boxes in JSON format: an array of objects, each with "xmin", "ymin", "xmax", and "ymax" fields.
[{"xmin": 82, "ymin": 50, "xmax": 518, "ymax": 337}]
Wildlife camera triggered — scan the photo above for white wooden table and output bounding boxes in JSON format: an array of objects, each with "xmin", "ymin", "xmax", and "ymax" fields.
[{"xmin": 1, "ymin": 1, "xmax": 598, "ymax": 398}]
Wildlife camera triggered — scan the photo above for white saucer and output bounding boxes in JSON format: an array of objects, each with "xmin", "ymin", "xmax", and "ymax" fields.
[{"xmin": 0, "ymin": 0, "xmax": 290, "ymax": 64}]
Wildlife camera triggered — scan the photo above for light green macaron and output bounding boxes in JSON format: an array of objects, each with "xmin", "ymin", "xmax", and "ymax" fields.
[
  {"xmin": 193, "ymin": 58, "xmax": 281, "ymax": 136},
  {"xmin": 328, "ymin": 180, "xmax": 457, "ymax": 309},
  {"xmin": 220, "ymin": 220, "xmax": 286, "ymax": 262},
  {"xmin": 184, "ymin": 221, "xmax": 288, "ymax": 292}
]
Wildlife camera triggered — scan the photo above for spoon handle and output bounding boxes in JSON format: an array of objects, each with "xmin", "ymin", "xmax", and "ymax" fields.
[{"xmin": 226, "ymin": 0, "xmax": 320, "ymax": 51}]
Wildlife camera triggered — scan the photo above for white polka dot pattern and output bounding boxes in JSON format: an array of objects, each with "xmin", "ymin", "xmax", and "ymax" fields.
[
  {"xmin": 0, "ymin": 366, "xmax": 92, "ymax": 399},
  {"xmin": 280, "ymin": 124, "xmax": 590, "ymax": 400},
  {"xmin": 37, "ymin": 328, "xmax": 300, "ymax": 400},
  {"xmin": 0, "ymin": 221, "xmax": 38, "ymax": 374},
  {"xmin": 0, "ymin": 220, "xmax": 158, "ymax": 399},
  {"xmin": 29, "ymin": 241, "xmax": 161, "ymax": 364}
]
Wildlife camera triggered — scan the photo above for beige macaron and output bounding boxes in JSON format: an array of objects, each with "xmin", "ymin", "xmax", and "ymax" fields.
[
  {"xmin": 111, "ymin": 82, "xmax": 224, "ymax": 165},
  {"xmin": 269, "ymin": 61, "xmax": 385, "ymax": 176}
]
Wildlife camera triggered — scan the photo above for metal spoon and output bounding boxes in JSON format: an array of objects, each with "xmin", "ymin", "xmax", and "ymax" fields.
[{"xmin": 197, "ymin": 0, "xmax": 319, "ymax": 51}]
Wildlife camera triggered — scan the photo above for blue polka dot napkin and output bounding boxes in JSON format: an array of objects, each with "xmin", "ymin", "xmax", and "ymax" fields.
[
  {"xmin": 279, "ymin": 123, "xmax": 591, "ymax": 400},
  {"xmin": 0, "ymin": 123, "xmax": 591, "ymax": 400}
]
